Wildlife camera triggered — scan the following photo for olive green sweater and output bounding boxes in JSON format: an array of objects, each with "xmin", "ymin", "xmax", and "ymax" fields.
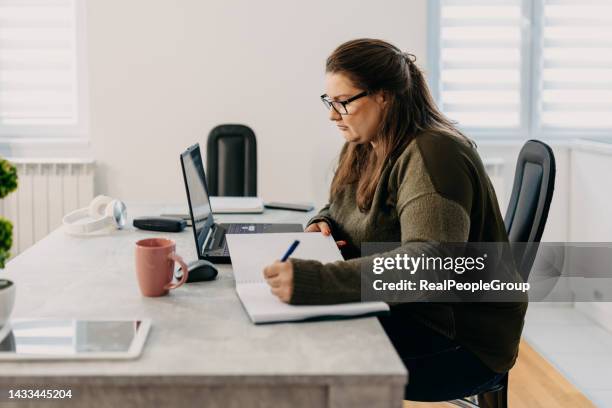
[{"xmin": 290, "ymin": 132, "xmax": 527, "ymax": 373}]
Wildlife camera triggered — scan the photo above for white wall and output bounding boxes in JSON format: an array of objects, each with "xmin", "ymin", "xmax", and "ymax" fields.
[
  {"xmin": 570, "ymin": 146, "xmax": 612, "ymax": 242},
  {"xmin": 569, "ymin": 144, "xmax": 612, "ymax": 331},
  {"xmin": 86, "ymin": 0, "xmax": 428, "ymax": 206}
]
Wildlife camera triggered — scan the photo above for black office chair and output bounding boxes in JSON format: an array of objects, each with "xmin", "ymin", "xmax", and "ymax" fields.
[
  {"xmin": 206, "ymin": 124, "xmax": 257, "ymax": 197},
  {"xmin": 503, "ymin": 140, "xmax": 556, "ymax": 282},
  {"xmin": 449, "ymin": 140, "xmax": 556, "ymax": 408}
]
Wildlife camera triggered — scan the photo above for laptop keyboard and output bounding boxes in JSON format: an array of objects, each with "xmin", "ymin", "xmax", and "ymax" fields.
[
  {"xmin": 219, "ymin": 224, "xmax": 265, "ymax": 256},
  {"xmin": 225, "ymin": 224, "xmax": 265, "ymax": 234}
]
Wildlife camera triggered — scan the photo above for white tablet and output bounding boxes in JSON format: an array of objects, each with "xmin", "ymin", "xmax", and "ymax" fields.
[{"xmin": 0, "ymin": 319, "xmax": 151, "ymax": 360}]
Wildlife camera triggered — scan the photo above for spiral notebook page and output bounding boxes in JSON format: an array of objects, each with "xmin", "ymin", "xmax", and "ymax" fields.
[{"xmin": 226, "ymin": 232, "xmax": 389, "ymax": 324}]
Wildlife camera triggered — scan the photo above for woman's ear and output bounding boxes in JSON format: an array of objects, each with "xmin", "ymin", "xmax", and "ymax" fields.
[{"xmin": 375, "ymin": 91, "xmax": 388, "ymax": 107}]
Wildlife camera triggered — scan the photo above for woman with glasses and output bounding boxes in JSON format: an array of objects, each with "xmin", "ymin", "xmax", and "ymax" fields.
[{"xmin": 263, "ymin": 38, "xmax": 526, "ymax": 402}]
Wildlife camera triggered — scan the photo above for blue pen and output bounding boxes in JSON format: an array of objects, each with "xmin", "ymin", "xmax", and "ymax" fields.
[{"xmin": 280, "ymin": 240, "xmax": 300, "ymax": 262}]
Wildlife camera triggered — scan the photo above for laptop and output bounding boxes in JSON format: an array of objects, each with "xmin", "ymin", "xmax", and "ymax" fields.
[{"xmin": 180, "ymin": 144, "xmax": 302, "ymax": 264}]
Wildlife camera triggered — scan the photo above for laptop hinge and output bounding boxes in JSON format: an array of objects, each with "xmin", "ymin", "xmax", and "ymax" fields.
[{"xmin": 202, "ymin": 225, "xmax": 215, "ymax": 251}]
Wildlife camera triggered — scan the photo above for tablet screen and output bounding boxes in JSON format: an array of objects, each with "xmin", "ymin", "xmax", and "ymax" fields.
[{"xmin": 0, "ymin": 319, "xmax": 151, "ymax": 360}]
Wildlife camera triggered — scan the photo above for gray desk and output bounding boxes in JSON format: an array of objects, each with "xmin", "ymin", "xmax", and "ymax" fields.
[{"xmin": 1, "ymin": 206, "xmax": 407, "ymax": 407}]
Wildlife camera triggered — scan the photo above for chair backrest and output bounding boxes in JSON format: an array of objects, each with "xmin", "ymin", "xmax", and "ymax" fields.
[
  {"xmin": 206, "ymin": 124, "xmax": 257, "ymax": 197},
  {"xmin": 503, "ymin": 140, "xmax": 556, "ymax": 281}
]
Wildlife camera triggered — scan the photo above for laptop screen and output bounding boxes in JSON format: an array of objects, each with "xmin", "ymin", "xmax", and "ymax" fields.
[{"xmin": 180, "ymin": 144, "xmax": 215, "ymax": 257}]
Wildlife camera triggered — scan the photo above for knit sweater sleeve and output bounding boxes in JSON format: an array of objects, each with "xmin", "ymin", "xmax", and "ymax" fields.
[
  {"xmin": 290, "ymin": 143, "xmax": 471, "ymax": 305},
  {"xmin": 305, "ymin": 204, "xmax": 335, "ymax": 231}
]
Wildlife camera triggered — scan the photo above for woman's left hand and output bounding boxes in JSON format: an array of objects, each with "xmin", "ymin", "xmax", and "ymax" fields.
[{"xmin": 263, "ymin": 260, "xmax": 294, "ymax": 303}]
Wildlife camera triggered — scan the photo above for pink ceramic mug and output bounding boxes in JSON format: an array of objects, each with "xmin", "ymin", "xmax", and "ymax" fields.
[{"xmin": 135, "ymin": 238, "xmax": 189, "ymax": 297}]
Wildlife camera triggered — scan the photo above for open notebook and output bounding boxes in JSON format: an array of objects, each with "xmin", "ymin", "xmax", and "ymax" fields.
[{"xmin": 226, "ymin": 232, "xmax": 389, "ymax": 324}]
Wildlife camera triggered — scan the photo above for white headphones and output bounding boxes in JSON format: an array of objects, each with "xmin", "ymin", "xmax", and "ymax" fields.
[{"xmin": 62, "ymin": 195, "xmax": 128, "ymax": 235}]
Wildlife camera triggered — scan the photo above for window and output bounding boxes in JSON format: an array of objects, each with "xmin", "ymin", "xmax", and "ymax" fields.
[
  {"xmin": 429, "ymin": 0, "xmax": 612, "ymax": 137},
  {"xmin": 0, "ymin": 0, "xmax": 88, "ymax": 140},
  {"xmin": 539, "ymin": 0, "xmax": 612, "ymax": 130}
]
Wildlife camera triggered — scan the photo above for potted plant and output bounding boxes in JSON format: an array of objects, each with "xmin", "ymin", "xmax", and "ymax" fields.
[{"xmin": 0, "ymin": 158, "xmax": 18, "ymax": 328}]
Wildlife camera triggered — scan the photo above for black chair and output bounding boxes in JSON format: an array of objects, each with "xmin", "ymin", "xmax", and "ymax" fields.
[
  {"xmin": 450, "ymin": 140, "xmax": 556, "ymax": 408},
  {"xmin": 503, "ymin": 140, "xmax": 556, "ymax": 282},
  {"xmin": 206, "ymin": 124, "xmax": 257, "ymax": 197}
]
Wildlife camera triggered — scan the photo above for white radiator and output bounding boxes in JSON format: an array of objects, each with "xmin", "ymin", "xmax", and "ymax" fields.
[{"xmin": 0, "ymin": 159, "xmax": 95, "ymax": 257}]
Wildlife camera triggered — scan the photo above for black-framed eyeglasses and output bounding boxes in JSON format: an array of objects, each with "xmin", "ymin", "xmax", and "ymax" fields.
[{"xmin": 320, "ymin": 91, "xmax": 368, "ymax": 115}]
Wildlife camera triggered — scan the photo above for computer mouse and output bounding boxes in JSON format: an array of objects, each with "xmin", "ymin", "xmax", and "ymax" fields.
[{"xmin": 175, "ymin": 259, "xmax": 218, "ymax": 283}]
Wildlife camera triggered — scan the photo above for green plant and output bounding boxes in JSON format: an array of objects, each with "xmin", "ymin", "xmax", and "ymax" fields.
[{"xmin": 0, "ymin": 158, "xmax": 18, "ymax": 269}]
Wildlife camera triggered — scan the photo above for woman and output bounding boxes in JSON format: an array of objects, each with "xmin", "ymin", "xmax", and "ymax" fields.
[{"xmin": 263, "ymin": 38, "xmax": 526, "ymax": 401}]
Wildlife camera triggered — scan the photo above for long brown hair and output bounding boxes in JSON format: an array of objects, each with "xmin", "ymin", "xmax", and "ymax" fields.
[{"xmin": 327, "ymin": 38, "xmax": 474, "ymax": 211}]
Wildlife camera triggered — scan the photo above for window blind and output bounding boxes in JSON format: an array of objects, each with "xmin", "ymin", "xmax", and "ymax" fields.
[
  {"xmin": 539, "ymin": 0, "xmax": 612, "ymax": 129},
  {"xmin": 437, "ymin": 0, "xmax": 524, "ymax": 129},
  {"xmin": 0, "ymin": 0, "xmax": 78, "ymax": 127}
]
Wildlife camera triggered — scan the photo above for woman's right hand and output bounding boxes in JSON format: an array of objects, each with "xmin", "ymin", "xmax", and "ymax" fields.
[{"xmin": 305, "ymin": 221, "xmax": 347, "ymax": 248}]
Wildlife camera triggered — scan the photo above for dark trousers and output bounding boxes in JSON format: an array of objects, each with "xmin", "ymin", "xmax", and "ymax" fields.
[{"xmin": 378, "ymin": 311, "xmax": 505, "ymax": 402}]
